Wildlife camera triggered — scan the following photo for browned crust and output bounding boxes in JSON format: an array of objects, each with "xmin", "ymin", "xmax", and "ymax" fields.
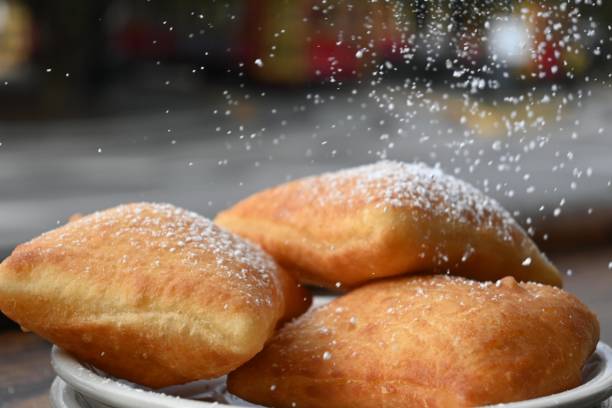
[
  {"xmin": 216, "ymin": 162, "xmax": 563, "ymax": 289},
  {"xmin": 228, "ymin": 275, "xmax": 599, "ymax": 408},
  {"xmin": 276, "ymin": 268, "xmax": 312, "ymax": 325},
  {"xmin": 0, "ymin": 203, "xmax": 309, "ymax": 387}
]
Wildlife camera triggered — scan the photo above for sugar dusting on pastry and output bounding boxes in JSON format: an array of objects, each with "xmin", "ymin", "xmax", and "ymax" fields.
[
  {"xmin": 0, "ymin": 202, "xmax": 307, "ymax": 387},
  {"xmin": 305, "ymin": 160, "xmax": 516, "ymax": 240},
  {"xmin": 228, "ymin": 274, "xmax": 599, "ymax": 406},
  {"xmin": 216, "ymin": 160, "xmax": 562, "ymax": 288},
  {"xmin": 37, "ymin": 202, "xmax": 278, "ymax": 307},
  {"xmin": 291, "ymin": 275, "xmax": 570, "ymax": 345}
]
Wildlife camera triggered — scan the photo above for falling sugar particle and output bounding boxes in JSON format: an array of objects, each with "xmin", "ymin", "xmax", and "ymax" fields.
[
  {"xmin": 254, "ymin": 59, "xmax": 263, "ymax": 67},
  {"xmin": 322, "ymin": 351, "xmax": 332, "ymax": 361},
  {"xmin": 97, "ymin": 148, "xmax": 102, "ymax": 153},
  {"xmin": 608, "ymin": 262, "xmax": 612, "ymax": 270},
  {"xmin": 270, "ymin": 384, "xmax": 277, "ymax": 391},
  {"xmin": 522, "ymin": 257, "xmax": 532, "ymax": 266}
]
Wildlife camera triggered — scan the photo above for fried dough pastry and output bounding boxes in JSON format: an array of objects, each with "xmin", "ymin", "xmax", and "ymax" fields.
[
  {"xmin": 216, "ymin": 161, "xmax": 562, "ymax": 289},
  {"xmin": 276, "ymin": 265, "xmax": 312, "ymax": 325},
  {"xmin": 0, "ymin": 203, "xmax": 310, "ymax": 388},
  {"xmin": 228, "ymin": 275, "xmax": 599, "ymax": 408}
]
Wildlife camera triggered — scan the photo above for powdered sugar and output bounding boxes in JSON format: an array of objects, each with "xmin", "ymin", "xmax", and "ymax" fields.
[
  {"xmin": 40, "ymin": 202, "xmax": 279, "ymax": 307},
  {"xmin": 304, "ymin": 160, "xmax": 517, "ymax": 240}
]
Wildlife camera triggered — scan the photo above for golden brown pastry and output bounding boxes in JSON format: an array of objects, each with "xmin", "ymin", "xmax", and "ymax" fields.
[
  {"xmin": 228, "ymin": 275, "xmax": 599, "ymax": 408},
  {"xmin": 276, "ymin": 266, "xmax": 312, "ymax": 325},
  {"xmin": 0, "ymin": 202, "xmax": 310, "ymax": 388},
  {"xmin": 216, "ymin": 161, "xmax": 562, "ymax": 289}
]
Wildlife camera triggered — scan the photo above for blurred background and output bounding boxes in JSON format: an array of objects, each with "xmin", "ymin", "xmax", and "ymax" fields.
[{"xmin": 0, "ymin": 0, "xmax": 611, "ymax": 404}]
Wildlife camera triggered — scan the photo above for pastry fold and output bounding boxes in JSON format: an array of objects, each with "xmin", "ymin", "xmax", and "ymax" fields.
[
  {"xmin": 216, "ymin": 161, "xmax": 562, "ymax": 289},
  {"xmin": 228, "ymin": 275, "xmax": 599, "ymax": 408},
  {"xmin": 0, "ymin": 202, "xmax": 310, "ymax": 388}
]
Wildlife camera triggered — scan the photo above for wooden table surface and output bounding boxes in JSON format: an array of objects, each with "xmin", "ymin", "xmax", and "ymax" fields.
[{"xmin": 1, "ymin": 245, "xmax": 611, "ymax": 408}]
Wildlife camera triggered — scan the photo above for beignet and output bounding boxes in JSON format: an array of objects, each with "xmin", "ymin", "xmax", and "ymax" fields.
[
  {"xmin": 228, "ymin": 275, "xmax": 599, "ymax": 408},
  {"xmin": 216, "ymin": 161, "xmax": 562, "ymax": 289},
  {"xmin": 0, "ymin": 202, "xmax": 310, "ymax": 388}
]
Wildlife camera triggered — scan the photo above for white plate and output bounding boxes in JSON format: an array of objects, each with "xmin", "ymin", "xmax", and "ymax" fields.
[
  {"xmin": 51, "ymin": 342, "xmax": 612, "ymax": 408},
  {"xmin": 50, "ymin": 377, "xmax": 112, "ymax": 408},
  {"xmin": 51, "ymin": 346, "xmax": 257, "ymax": 408},
  {"xmin": 50, "ymin": 377, "xmax": 83, "ymax": 408}
]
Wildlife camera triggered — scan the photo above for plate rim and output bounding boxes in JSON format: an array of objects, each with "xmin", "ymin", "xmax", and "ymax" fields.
[
  {"xmin": 51, "ymin": 347, "xmax": 237, "ymax": 408},
  {"xmin": 484, "ymin": 341, "xmax": 612, "ymax": 408},
  {"xmin": 50, "ymin": 377, "xmax": 80, "ymax": 408},
  {"xmin": 52, "ymin": 342, "xmax": 612, "ymax": 408}
]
